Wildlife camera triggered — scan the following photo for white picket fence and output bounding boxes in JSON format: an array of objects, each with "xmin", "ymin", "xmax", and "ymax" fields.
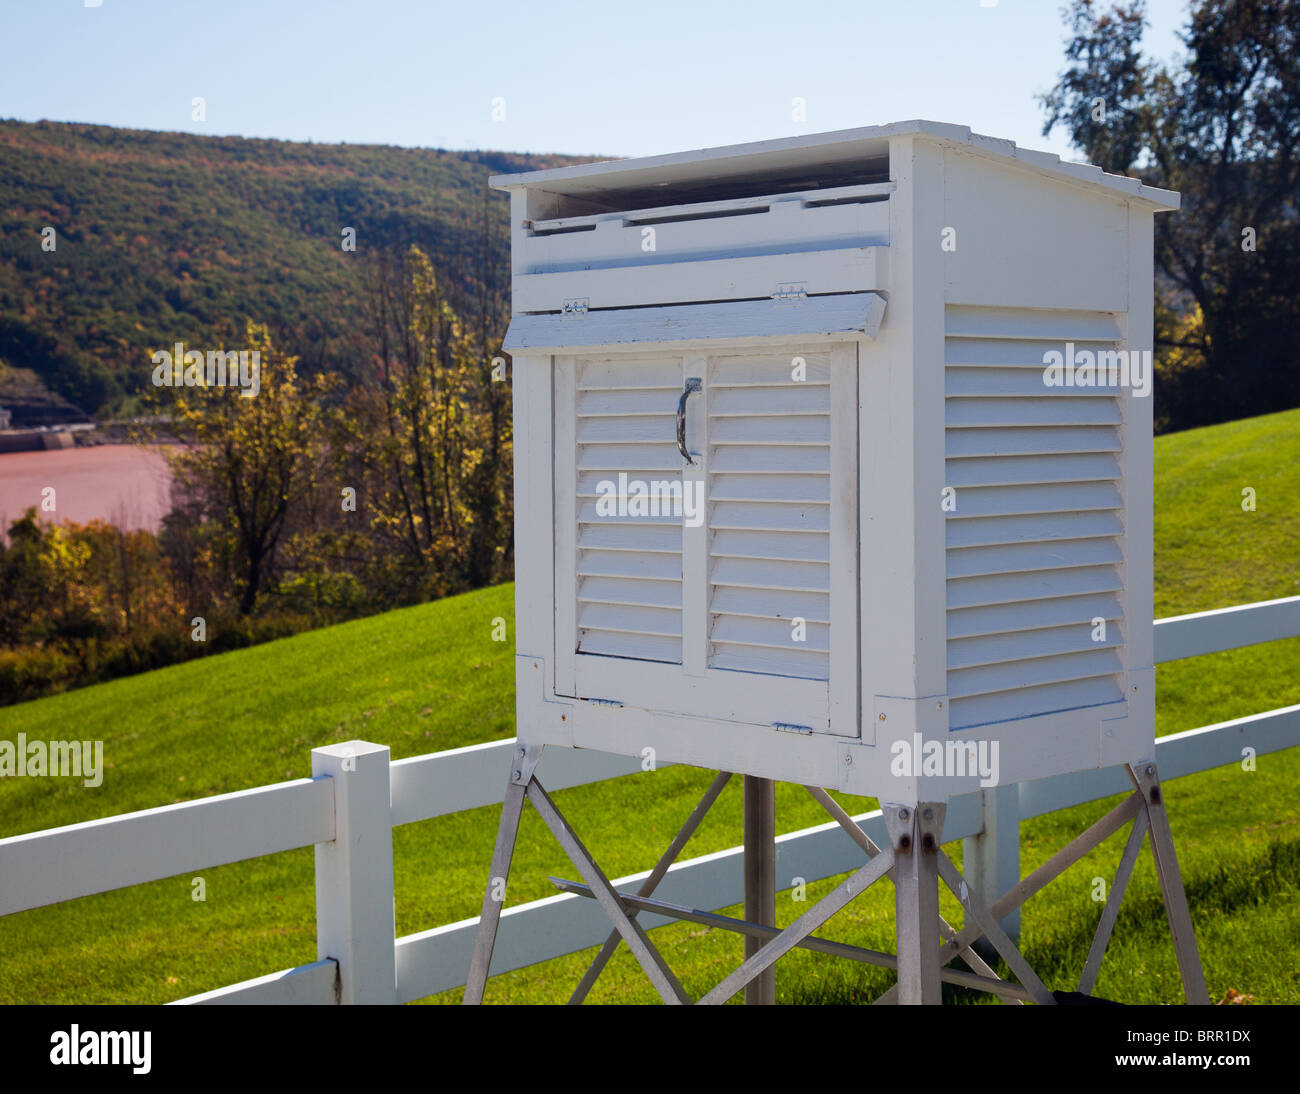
[{"xmin": 1, "ymin": 594, "xmax": 1298, "ymax": 1005}]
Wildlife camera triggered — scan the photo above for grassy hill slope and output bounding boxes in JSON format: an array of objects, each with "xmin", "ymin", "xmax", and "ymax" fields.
[{"xmin": 0, "ymin": 408, "xmax": 1298, "ymax": 1004}]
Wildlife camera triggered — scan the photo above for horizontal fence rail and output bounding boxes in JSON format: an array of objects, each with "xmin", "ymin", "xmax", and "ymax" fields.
[
  {"xmin": 0, "ymin": 777, "xmax": 334, "ymax": 918},
  {"xmin": 172, "ymin": 959, "xmax": 340, "ymax": 1006},
  {"xmin": 390, "ymin": 740, "xmax": 655, "ymax": 827},
  {"xmin": 0, "ymin": 595, "xmax": 1296, "ymax": 1004},
  {"xmin": 1154, "ymin": 594, "xmax": 1300, "ymax": 663}
]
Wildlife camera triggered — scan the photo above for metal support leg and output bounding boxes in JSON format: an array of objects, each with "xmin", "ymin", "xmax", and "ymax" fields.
[
  {"xmin": 743, "ymin": 775, "xmax": 776, "ymax": 1006},
  {"xmin": 463, "ymin": 744, "xmax": 542, "ymax": 1004},
  {"xmin": 1130, "ymin": 763, "xmax": 1210, "ymax": 1005},
  {"xmin": 886, "ymin": 803, "xmax": 944, "ymax": 1005},
  {"xmin": 876, "ymin": 790, "xmax": 1143, "ymax": 1005},
  {"xmin": 804, "ymin": 786, "xmax": 1020, "ymax": 1004}
]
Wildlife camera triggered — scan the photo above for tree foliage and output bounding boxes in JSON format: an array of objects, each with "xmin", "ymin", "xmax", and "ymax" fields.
[
  {"xmin": 340, "ymin": 244, "xmax": 512, "ymax": 600},
  {"xmin": 156, "ymin": 323, "xmax": 336, "ymax": 615},
  {"xmin": 0, "ymin": 119, "xmax": 578, "ymax": 416},
  {"xmin": 1041, "ymin": 0, "xmax": 1300, "ymax": 430}
]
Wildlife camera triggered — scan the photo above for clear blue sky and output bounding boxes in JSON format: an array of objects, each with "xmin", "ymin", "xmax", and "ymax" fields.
[{"xmin": 1, "ymin": 0, "xmax": 1190, "ymax": 161}]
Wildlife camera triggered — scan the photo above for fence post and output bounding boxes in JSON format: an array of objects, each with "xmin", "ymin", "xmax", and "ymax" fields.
[
  {"xmin": 961, "ymin": 783, "xmax": 1020, "ymax": 954},
  {"xmin": 312, "ymin": 740, "xmax": 396, "ymax": 1004}
]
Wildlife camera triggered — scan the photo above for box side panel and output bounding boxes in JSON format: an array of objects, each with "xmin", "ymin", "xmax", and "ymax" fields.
[{"xmin": 940, "ymin": 149, "xmax": 1129, "ymax": 313}]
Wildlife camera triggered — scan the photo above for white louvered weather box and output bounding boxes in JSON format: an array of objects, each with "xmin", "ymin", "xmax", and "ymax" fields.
[{"xmin": 495, "ymin": 120, "xmax": 1179, "ymax": 801}]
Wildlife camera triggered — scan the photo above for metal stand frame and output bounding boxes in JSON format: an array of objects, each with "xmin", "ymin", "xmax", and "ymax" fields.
[{"xmin": 463, "ymin": 748, "xmax": 1208, "ymax": 1006}]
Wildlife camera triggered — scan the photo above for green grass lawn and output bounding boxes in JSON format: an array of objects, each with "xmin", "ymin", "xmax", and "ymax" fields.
[{"xmin": 1, "ymin": 408, "xmax": 1298, "ymax": 1005}]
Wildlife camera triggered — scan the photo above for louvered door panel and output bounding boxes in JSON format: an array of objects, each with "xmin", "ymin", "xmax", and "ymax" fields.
[
  {"xmin": 573, "ymin": 356, "xmax": 684, "ymax": 663},
  {"xmin": 707, "ymin": 350, "xmax": 835, "ymax": 681},
  {"xmin": 556, "ymin": 342, "xmax": 858, "ymax": 737},
  {"xmin": 945, "ymin": 307, "xmax": 1127, "ymax": 730}
]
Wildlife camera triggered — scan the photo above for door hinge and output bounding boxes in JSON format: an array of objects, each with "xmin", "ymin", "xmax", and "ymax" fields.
[
  {"xmin": 773, "ymin": 721, "xmax": 814, "ymax": 735},
  {"xmin": 584, "ymin": 696, "xmax": 623, "ymax": 708},
  {"xmin": 773, "ymin": 282, "xmax": 807, "ymax": 304},
  {"xmin": 561, "ymin": 297, "xmax": 589, "ymax": 319}
]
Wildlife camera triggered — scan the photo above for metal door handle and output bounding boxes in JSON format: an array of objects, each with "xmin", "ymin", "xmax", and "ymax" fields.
[{"xmin": 677, "ymin": 377, "xmax": 703, "ymax": 464}]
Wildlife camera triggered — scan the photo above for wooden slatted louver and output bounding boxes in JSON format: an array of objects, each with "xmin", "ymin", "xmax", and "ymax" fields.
[
  {"xmin": 574, "ymin": 356, "xmax": 684, "ymax": 663},
  {"xmin": 553, "ymin": 342, "xmax": 857, "ymax": 734},
  {"xmin": 707, "ymin": 352, "xmax": 833, "ymax": 680},
  {"xmin": 944, "ymin": 306, "xmax": 1128, "ymax": 730}
]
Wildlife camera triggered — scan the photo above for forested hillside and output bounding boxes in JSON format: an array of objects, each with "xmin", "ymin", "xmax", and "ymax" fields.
[{"xmin": 0, "ymin": 119, "xmax": 579, "ymax": 415}]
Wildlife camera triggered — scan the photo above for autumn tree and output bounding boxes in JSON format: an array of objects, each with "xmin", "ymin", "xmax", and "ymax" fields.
[
  {"xmin": 342, "ymin": 244, "xmax": 511, "ymax": 601},
  {"xmin": 0, "ymin": 510, "xmax": 99, "ymax": 645},
  {"xmin": 159, "ymin": 323, "xmax": 336, "ymax": 615},
  {"xmin": 462, "ymin": 186, "xmax": 514, "ymax": 588}
]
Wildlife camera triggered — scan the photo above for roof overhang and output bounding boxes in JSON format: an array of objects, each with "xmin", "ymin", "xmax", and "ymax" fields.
[{"xmin": 490, "ymin": 120, "xmax": 1179, "ymax": 213}]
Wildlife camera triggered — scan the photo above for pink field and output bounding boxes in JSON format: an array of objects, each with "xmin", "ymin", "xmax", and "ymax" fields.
[{"xmin": 0, "ymin": 445, "xmax": 173, "ymax": 535}]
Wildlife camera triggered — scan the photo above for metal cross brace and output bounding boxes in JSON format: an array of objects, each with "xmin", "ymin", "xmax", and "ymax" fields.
[
  {"xmin": 1079, "ymin": 805, "xmax": 1148, "ymax": 994},
  {"xmin": 463, "ymin": 743, "xmax": 543, "ymax": 1005},
  {"xmin": 526, "ymin": 778, "xmax": 691, "ymax": 1003},
  {"xmin": 568, "ymin": 771, "xmax": 732, "ymax": 1003},
  {"xmin": 552, "ymin": 878, "xmax": 1037, "ymax": 1001},
  {"xmin": 697, "ymin": 844, "xmax": 897, "ymax": 1004},
  {"xmin": 935, "ymin": 848, "xmax": 1054, "ymax": 1005},
  {"xmin": 464, "ymin": 743, "xmax": 691, "ymax": 1005}
]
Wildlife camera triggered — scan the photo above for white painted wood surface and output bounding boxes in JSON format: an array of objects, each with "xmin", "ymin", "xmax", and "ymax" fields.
[
  {"xmin": 389, "ymin": 737, "xmax": 651, "ymax": 827},
  {"xmin": 942, "ymin": 303, "xmax": 1129, "ymax": 732},
  {"xmin": 547, "ymin": 340, "xmax": 864, "ymax": 734},
  {"xmin": 941, "ymin": 151, "xmax": 1130, "ymax": 312},
  {"xmin": 0, "ymin": 776, "xmax": 333, "ymax": 917},
  {"xmin": 513, "ymin": 245, "xmax": 888, "ymax": 312},
  {"xmin": 521, "ymin": 192, "xmax": 888, "ymax": 274},
  {"xmin": 503, "ymin": 293, "xmax": 886, "ymax": 353},
  {"xmin": 509, "ymin": 352, "xmax": 555, "ymax": 691},
  {"xmin": 173, "ymin": 959, "xmax": 338, "ymax": 1006},
  {"xmin": 312, "ymin": 741, "xmax": 396, "ymax": 1004},
  {"xmin": 1154, "ymin": 595, "xmax": 1300, "ymax": 662}
]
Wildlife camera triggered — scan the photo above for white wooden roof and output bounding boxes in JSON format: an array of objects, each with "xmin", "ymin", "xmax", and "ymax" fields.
[{"xmin": 490, "ymin": 119, "xmax": 1179, "ymax": 212}]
